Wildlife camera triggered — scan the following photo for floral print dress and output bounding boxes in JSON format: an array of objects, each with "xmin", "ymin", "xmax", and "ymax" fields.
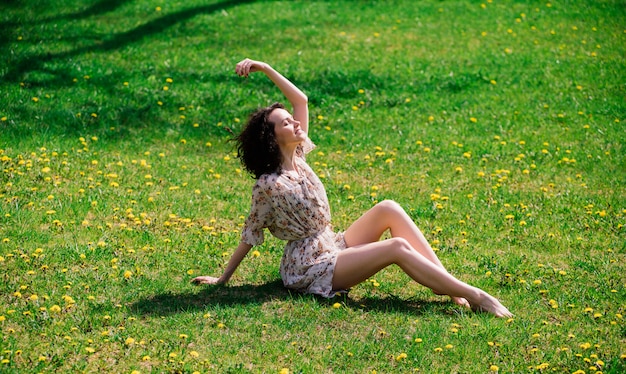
[{"xmin": 240, "ymin": 138, "xmax": 347, "ymax": 297}]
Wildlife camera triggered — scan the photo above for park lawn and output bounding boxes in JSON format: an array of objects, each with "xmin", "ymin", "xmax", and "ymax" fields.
[{"xmin": 0, "ymin": 0, "xmax": 624, "ymax": 372}]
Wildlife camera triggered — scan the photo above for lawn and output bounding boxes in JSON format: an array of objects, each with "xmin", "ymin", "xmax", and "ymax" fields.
[{"xmin": 0, "ymin": 0, "xmax": 625, "ymax": 373}]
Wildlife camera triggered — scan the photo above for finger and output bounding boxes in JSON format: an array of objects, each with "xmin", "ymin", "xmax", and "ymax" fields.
[
  {"xmin": 235, "ymin": 64, "xmax": 244, "ymax": 76},
  {"xmin": 236, "ymin": 64, "xmax": 249, "ymax": 77},
  {"xmin": 235, "ymin": 60, "xmax": 247, "ymax": 76}
]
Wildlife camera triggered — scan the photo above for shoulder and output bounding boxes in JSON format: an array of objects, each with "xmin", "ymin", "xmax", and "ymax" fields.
[
  {"xmin": 296, "ymin": 136, "xmax": 316, "ymax": 158},
  {"xmin": 254, "ymin": 173, "xmax": 279, "ymax": 193}
]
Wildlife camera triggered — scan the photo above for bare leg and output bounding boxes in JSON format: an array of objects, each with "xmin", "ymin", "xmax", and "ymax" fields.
[
  {"xmin": 343, "ymin": 200, "xmax": 469, "ymax": 307},
  {"xmin": 332, "ymin": 238, "xmax": 512, "ymax": 317}
]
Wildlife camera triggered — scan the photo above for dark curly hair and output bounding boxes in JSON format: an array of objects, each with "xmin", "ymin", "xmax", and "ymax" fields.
[{"xmin": 235, "ymin": 102, "xmax": 285, "ymax": 179}]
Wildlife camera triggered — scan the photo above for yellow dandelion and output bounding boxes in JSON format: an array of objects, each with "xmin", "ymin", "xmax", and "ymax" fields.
[{"xmin": 333, "ymin": 302, "xmax": 341, "ymax": 309}]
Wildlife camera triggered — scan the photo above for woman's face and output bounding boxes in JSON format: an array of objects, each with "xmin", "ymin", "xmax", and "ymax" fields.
[{"xmin": 268, "ymin": 108, "xmax": 306, "ymax": 148}]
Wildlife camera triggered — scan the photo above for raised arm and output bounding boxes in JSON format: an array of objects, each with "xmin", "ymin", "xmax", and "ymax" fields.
[
  {"xmin": 191, "ymin": 240, "xmax": 253, "ymax": 285},
  {"xmin": 235, "ymin": 58, "xmax": 309, "ymax": 134}
]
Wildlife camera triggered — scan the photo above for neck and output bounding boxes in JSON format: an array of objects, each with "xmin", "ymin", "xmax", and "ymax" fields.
[{"xmin": 279, "ymin": 144, "xmax": 298, "ymax": 171}]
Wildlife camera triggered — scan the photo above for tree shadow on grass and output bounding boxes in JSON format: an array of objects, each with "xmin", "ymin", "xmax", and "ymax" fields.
[
  {"xmin": 1, "ymin": 0, "xmax": 259, "ymax": 84},
  {"xmin": 130, "ymin": 279, "xmax": 458, "ymax": 317}
]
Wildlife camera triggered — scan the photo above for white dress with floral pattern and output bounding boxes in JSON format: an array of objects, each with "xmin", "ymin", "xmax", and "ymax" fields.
[{"xmin": 240, "ymin": 138, "xmax": 346, "ymax": 297}]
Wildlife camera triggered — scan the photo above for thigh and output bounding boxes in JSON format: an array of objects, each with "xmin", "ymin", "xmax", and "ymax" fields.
[
  {"xmin": 343, "ymin": 202, "xmax": 391, "ymax": 247},
  {"xmin": 332, "ymin": 238, "xmax": 405, "ymax": 291}
]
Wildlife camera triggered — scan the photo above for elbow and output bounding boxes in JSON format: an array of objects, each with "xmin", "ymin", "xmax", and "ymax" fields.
[{"xmin": 292, "ymin": 94, "xmax": 308, "ymax": 110}]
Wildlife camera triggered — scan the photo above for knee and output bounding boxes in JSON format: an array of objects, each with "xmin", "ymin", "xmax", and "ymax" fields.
[
  {"xmin": 388, "ymin": 237, "xmax": 413, "ymax": 258},
  {"xmin": 375, "ymin": 199, "xmax": 405, "ymax": 216}
]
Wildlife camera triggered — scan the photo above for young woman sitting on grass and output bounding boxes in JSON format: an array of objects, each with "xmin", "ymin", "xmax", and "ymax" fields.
[{"xmin": 192, "ymin": 58, "xmax": 513, "ymax": 318}]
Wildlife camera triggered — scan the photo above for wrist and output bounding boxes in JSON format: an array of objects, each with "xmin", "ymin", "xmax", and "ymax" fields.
[{"xmin": 218, "ymin": 275, "xmax": 229, "ymax": 284}]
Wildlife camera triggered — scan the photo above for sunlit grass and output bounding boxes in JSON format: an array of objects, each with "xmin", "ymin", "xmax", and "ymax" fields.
[{"xmin": 1, "ymin": 0, "xmax": 625, "ymax": 372}]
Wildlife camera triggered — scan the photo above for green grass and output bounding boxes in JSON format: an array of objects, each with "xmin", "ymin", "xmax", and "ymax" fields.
[{"xmin": 1, "ymin": 0, "xmax": 625, "ymax": 372}]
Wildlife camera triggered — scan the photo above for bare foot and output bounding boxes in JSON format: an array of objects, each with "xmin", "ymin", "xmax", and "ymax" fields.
[
  {"xmin": 432, "ymin": 290, "xmax": 470, "ymax": 308},
  {"xmin": 451, "ymin": 296, "xmax": 470, "ymax": 308},
  {"xmin": 191, "ymin": 276, "xmax": 221, "ymax": 285},
  {"xmin": 469, "ymin": 291, "xmax": 513, "ymax": 318}
]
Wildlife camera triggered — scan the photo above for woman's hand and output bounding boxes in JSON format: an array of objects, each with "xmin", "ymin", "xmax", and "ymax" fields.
[
  {"xmin": 191, "ymin": 275, "xmax": 224, "ymax": 285},
  {"xmin": 235, "ymin": 58, "xmax": 267, "ymax": 77}
]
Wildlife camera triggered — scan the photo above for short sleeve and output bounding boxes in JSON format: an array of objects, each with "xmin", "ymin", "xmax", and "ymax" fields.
[{"xmin": 241, "ymin": 180, "xmax": 273, "ymax": 246}]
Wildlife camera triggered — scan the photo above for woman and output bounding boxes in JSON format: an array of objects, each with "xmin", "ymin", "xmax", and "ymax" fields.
[{"xmin": 192, "ymin": 58, "xmax": 512, "ymax": 318}]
